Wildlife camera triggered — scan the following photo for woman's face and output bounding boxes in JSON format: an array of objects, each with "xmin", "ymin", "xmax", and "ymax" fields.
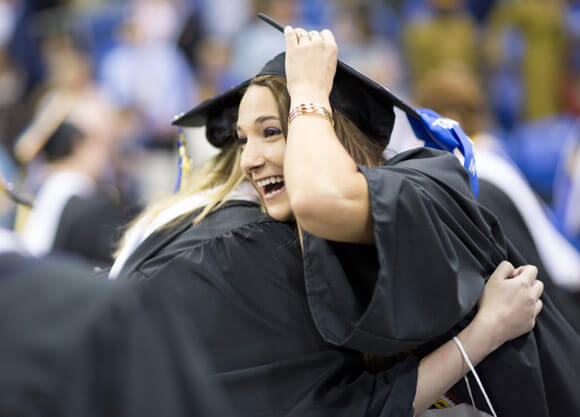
[{"xmin": 238, "ymin": 85, "xmax": 293, "ymax": 222}]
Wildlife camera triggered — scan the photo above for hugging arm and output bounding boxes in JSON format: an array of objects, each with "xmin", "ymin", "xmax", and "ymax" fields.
[{"xmin": 413, "ymin": 262, "xmax": 543, "ymax": 415}]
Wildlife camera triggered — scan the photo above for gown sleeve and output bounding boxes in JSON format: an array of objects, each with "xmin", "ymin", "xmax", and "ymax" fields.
[{"xmin": 302, "ymin": 148, "xmax": 508, "ymax": 356}]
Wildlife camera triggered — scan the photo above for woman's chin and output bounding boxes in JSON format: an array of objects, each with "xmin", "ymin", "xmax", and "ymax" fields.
[{"xmin": 265, "ymin": 202, "xmax": 294, "ymax": 222}]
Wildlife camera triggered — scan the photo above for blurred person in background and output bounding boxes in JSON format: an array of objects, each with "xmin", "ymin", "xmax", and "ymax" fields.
[
  {"xmin": 98, "ymin": 0, "xmax": 197, "ymax": 202},
  {"xmin": 15, "ymin": 115, "xmax": 134, "ymax": 267},
  {"xmin": 415, "ymin": 63, "xmax": 580, "ymax": 332},
  {"xmin": 229, "ymin": 0, "xmax": 300, "ymax": 82},
  {"xmin": 199, "ymin": 0, "xmax": 252, "ymax": 41},
  {"xmin": 99, "ymin": 0, "xmax": 196, "ymax": 149},
  {"xmin": 402, "ymin": 0, "xmax": 480, "ymax": 87},
  {"xmin": 194, "ymin": 36, "xmax": 237, "ymax": 101},
  {"xmin": 12, "ymin": 33, "xmax": 137, "ymax": 267},
  {"xmin": 485, "ymin": 0, "xmax": 566, "ymax": 121},
  {"xmin": 333, "ymin": 3, "xmax": 405, "ymax": 94}
]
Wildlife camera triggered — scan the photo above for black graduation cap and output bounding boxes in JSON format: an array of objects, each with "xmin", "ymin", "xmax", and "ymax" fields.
[{"xmin": 172, "ymin": 14, "xmax": 420, "ymax": 149}]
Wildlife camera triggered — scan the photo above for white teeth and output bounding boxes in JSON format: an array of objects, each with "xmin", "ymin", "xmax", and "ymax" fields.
[{"xmin": 256, "ymin": 176, "xmax": 284, "ymax": 187}]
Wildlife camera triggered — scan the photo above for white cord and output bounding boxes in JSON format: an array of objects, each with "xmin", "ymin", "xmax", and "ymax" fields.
[
  {"xmin": 463, "ymin": 374, "xmax": 476, "ymax": 409},
  {"xmin": 453, "ymin": 336, "xmax": 498, "ymax": 417}
]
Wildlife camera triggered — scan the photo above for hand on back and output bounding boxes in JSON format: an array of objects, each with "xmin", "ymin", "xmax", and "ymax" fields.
[{"xmin": 475, "ymin": 261, "xmax": 544, "ymax": 350}]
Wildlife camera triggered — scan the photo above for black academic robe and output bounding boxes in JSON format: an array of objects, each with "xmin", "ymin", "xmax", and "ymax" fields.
[
  {"xmin": 0, "ymin": 251, "xmax": 229, "ymax": 417},
  {"xmin": 302, "ymin": 148, "xmax": 580, "ymax": 417},
  {"xmin": 477, "ymin": 178, "xmax": 580, "ymax": 334},
  {"xmin": 115, "ymin": 200, "xmax": 419, "ymax": 417}
]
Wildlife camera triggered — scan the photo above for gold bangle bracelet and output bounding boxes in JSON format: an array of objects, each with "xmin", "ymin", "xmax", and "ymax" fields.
[{"xmin": 288, "ymin": 103, "xmax": 334, "ymax": 126}]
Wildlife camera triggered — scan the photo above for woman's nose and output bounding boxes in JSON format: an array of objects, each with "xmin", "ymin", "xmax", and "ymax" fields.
[{"xmin": 240, "ymin": 140, "xmax": 265, "ymax": 173}]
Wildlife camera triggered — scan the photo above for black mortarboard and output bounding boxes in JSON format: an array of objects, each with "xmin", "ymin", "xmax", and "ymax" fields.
[{"xmin": 172, "ymin": 14, "xmax": 420, "ymax": 149}]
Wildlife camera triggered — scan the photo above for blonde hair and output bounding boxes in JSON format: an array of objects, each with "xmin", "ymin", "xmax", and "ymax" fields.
[{"xmin": 114, "ymin": 142, "xmax": 245, "ymax": 258}]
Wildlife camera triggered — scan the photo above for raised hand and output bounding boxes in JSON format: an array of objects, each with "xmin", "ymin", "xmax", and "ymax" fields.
[{"xmin": 283, "ymin": 26, "xmax": 337, "ymax": 106}]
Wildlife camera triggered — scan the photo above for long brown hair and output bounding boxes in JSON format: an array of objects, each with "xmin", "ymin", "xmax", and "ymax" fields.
[{"xmin": 249, "ymin": 75, "xmax": 387, "ymax": 167}]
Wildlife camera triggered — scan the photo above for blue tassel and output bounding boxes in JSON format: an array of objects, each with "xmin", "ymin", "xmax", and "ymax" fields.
[{"xmin": 407, "ymin": 108, "xmax": 479, "ymax": 196}]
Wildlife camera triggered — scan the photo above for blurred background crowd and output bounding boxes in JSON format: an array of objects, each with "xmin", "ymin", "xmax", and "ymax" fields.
[{"xmin": 0, "ymin": 0, "xmax": 579, "ymax": 266}]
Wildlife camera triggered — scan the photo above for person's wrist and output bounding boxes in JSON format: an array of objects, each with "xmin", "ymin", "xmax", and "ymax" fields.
[
  {"xmin": 467, "ymin": 313, "xmax": 503, "ymax": 353},
  {"xmin": 289, "ymin": 86, "xmax": 330, "ymax": 107}
]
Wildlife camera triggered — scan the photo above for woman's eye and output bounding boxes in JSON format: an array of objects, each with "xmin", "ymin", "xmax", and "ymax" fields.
[
  {"xmin": 264, "ymin": 127, "xmax": 281, "ymax": 138},
  {"xmin": 237, "ymin": 136, "xmax": 247, "ymax": 146}
]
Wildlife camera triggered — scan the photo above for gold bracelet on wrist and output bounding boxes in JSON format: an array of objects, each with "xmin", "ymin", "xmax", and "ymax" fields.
[{"xmin": 288, "ymin": 103, "xmax": 334, "ymax": 126}]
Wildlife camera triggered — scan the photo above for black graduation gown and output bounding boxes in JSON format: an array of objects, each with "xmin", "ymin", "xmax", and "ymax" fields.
[
  {"xmin": 0, "ymin": 251, "xmax": 230, "ymax": 417},
  {"xmin": 115, "ymin": 200, "xmax": 419, "ymax": 417},
  {"xmin": 477, "ymin": 178, "xmax": 580, "ymax": 334},
  {"xmin": 302, "ymin": 148, "xmax": 580, "ymax": 417}
]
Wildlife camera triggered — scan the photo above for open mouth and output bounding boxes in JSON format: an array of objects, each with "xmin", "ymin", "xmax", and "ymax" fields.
[{"xmin": 256, "ymin": 176, "xmax": 285, "ymax": 199}]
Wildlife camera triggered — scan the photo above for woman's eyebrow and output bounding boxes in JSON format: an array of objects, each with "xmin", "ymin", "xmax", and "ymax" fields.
[
  {"xmin": 236, "ymin": 115, "xmax": 280, "ymax": 132},
  {"xmin": 255, "ymin": 115, "xmax": 279, "ymax": 124}
]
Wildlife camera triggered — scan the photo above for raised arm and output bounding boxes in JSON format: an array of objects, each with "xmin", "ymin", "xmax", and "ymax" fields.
[
  {"xmin": 283, "ymin": 26, "xmax": 374, "ymax": 243},
  {"xmin": 413, "ymin": 262, "xmax": 543, "ymax": 415}
]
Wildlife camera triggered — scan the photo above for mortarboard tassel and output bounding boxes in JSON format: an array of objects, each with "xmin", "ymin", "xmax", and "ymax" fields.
[
  {"xmin": 174, "ymin": 128, "xmax": 192, "ymax": 193},
  {"xmin": 407, "ymin": 108, "xmax": 479, "ymax": 196}
]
